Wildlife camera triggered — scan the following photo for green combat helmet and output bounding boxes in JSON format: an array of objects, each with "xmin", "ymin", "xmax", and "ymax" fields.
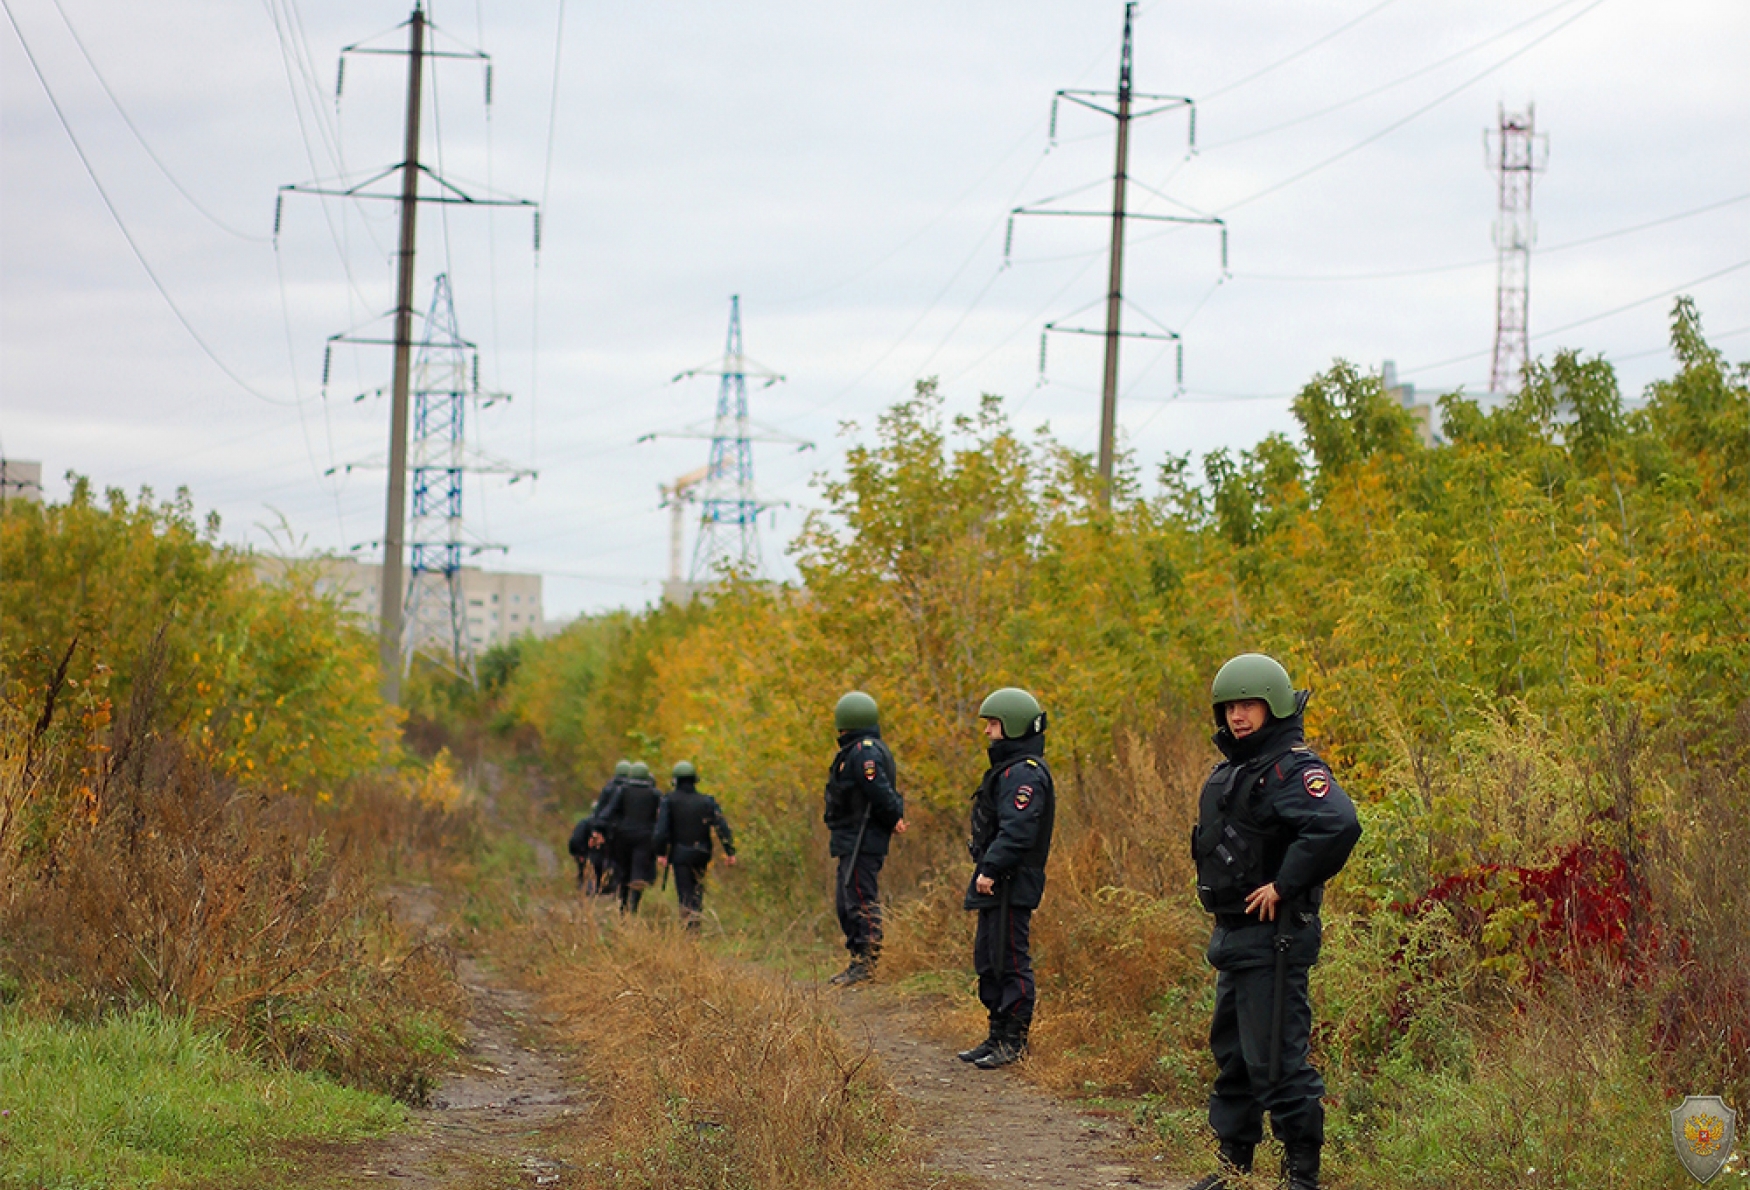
[
  {"xmin": 614, "ymin": 759, "xmax": 633, "ymax": 778},
  {"xmin": 1210, "ymin": 653, "xmax": 1297, "ymax": 724},
  {"xmin": 628, "ymin": 761, "xmax": 652, "ymax": 781},
  {"xmin": 672, "ymin": 760, "xmax": 697, "ymax": 781},
  {"xmin": 978, "ymin": 687, "xmax": 1045, "ymax": 739},
  {"xmin": 834, "ymin": 691, "xmax": 880, "ymax": 731}
]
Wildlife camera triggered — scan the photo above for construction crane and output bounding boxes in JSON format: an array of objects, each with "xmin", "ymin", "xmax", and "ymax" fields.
[{"xmin": 659, "ymin": 465, "xmax": 710, "ymax": 603}]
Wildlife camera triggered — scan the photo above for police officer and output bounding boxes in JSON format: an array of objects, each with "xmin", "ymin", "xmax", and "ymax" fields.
[
  {"xmin": 1189, "ymin": 654, "xmax": 1360, "ymax": 1190},
  {"xmin": 958, "ymin": 687, "xmax": 1055, "ymax": 1070},
  {"xmin": 823, "ymin": 691, "xmax": 906, "ymax": 986},
  {"xmin": 653, "ymin": 760, "xmax": 737, "ymax": 929},
  {"xmin": 594, "ymin": 761, "xmax": 663, "ymax": 914},
  {"xmin": 570, "ymin": 760, "xmax": 631, "ymax": 893}
]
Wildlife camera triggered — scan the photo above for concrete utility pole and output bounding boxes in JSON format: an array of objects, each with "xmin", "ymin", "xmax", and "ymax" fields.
[
  {"xmin": 1097, "ymin": 3, "xmax": 1137, "ymax": 501},
  {"xmin": 380, "ymin": 4, "xmax": 425, "ymax": 705},
  {"xmin": 279, "ymin": 5, "xmax": 536, "ymax": 705},
  {"xmin": 1007, "ymin": 2, "xmax": 1223, "ymax": 507}
]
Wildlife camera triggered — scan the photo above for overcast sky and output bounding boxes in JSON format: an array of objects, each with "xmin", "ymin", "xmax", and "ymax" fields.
[{"xmin": 4, "ymin": 0, "xmax": 1746, "ymax": 620}]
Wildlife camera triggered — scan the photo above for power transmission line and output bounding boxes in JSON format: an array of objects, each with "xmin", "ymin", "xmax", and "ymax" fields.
[
  {"xmin": 1215, "ymin": 0, "xmax": 1608, "ymax": 215},
  {"xmin": 3, "ymin": 0, "xmax": 295, "ymax": 407}
]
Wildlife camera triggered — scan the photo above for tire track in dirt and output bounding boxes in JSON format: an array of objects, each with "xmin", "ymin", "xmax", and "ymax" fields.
[{"xmin": 833, "ymin": 987, "xmax": 1192, "ymax": 1190}]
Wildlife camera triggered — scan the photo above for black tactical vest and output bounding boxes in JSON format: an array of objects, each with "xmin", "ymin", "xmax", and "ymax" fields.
[{"xmin": 1192, "ymin": 746, "xmax": 1292, "ymax": 915}]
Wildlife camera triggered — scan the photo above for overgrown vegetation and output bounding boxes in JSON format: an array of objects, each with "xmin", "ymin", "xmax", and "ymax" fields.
[
  {"xmin": 482, "ymin": 299, "xmax": 1748, "ymax": 1188},
  {"xmin": 0, "ymin": 483, "xmax": 478, "ymax": 1184}
]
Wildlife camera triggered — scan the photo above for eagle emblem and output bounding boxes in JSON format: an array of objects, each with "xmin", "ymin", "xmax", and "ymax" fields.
[
  {"xmin": 1671, "ymin": 1095, "xmax": 1737, "ymax": 1183},
  {"xmin": 1686, "ymin": 1113, "xmax": 1725, "ymax": 1156}
]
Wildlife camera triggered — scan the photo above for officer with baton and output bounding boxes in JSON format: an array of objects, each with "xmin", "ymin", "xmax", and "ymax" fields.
[
  {"xmin": 1189, "ymin": 654, "xmax": 1360, "ymax": 1190},
  {"xmin": 823, "ymin": 692, "xmax": 906, "ymax": 986},
  {"xmin": 959, "ymin": 687, "xmax": 1055, "ymax": 1070}
]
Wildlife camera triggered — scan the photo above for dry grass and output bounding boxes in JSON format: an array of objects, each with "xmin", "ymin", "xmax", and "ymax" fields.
[
  {"xmin": 0, "ymin": 647, "xmax": 473, "ymax": 1104},
  {"xmin": 511, "ymin": 908, "xmax": 929, "ymax": 1190}
]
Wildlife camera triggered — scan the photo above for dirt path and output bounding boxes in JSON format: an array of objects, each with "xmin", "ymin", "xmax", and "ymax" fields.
[
  {"xmin": 834, "ymin": 988, "xmax": 1190, "ymax": 1190},
  {"xmin": 284, "ymin": 886, "xmax": 586, "ymax": 1189}
]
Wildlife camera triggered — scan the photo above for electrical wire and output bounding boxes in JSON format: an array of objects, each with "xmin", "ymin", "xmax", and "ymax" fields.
[
  {"xmin": 1398, "ymin": 257, "xmax": 1750, "ymax": 378},
  {"xmin": 262, "ymin": 0, "xmax": 381, "ymax": 312},
  {"xmin": 1234, "ymin": 191, "xmax": 1750, "ymax": 283},
  {"xmin": 1216, "ymin": 0, "xmax": 1610, "ymax": 215},
  {"xmin": 44, "ymin": 0, "xmax": 269, "ymax": 242},
  {"xmin": 4, "ymin": 0, "xmax": 295, "ymax": 407},
  {"xmin": 529, "ymin": 0, "xmax": 568, "ymax": 478},
  {"xmin": 1199, "ymin": 0, "xmax": 1408, "ymax": 103},
  {"xmin": 1199, "ymin": 0, "xmax": 1588, "ymax": 154}
]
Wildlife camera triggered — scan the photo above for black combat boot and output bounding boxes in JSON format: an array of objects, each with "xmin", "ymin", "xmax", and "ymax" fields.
[
  {"xmin": 829, "ymin": 956, "xmax": 872, "ymax": 987},
  {"xmin": 1186, "ymin": 1140, "xmax": 1254, "ymax": 1190},
  {"xmin": 957, "ymin": 1014, "xmax": 1002, "ymax": 1063},
  {"xmin": 1283, "ymin": 1143, "xmax": 1320, "ymax": 1190},
  {"xmin": 974, "ymin": 1016, "xmax": 1029, "ymax": 1069}
]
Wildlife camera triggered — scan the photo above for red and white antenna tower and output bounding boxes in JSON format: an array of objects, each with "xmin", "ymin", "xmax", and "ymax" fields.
[{"xmin": 1486, "ymin": 104, "xmax": 1548, "ymax": 394}]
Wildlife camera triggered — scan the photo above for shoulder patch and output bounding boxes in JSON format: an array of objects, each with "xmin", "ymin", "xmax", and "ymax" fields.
[
  {"xmin": 1303, "ymin": 769, "xmax": 1331, "ymax": 798},
  {"xmin": 863, "ymin": 758, "xmax": 877, "ymax": 780},
  {"xmin": 1013, "ymin": 786, "xmax": 1033, "ymax": 810}
]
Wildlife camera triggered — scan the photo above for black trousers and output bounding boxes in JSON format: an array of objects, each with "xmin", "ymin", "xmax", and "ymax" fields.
[
  {"xmin": 973, "ymin": 904, "xmax": 1035, "ymax": 1021},
  {"xmin": 834, "ymin": 853, "xmax": 884, "ymax": 958},
  {"xmin": 673, "ymin": 863, "xmax": 706, "ymax": 927},
  {"xmin": 1207, "ymin": 960, "xmax": 1324, "ymax": 1147},
  {"xmin": 614, "ymin": 834, "xmax": 655, "ymax": 912}
]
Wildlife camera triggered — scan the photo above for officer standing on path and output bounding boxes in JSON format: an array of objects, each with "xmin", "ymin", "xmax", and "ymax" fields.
[
  {"xmin": 823, "ymin": 691, "xmax": 906, "ymax": 986},
  {"xmin": 569, "ymin": 760, "xmax": 630, "ymax": 893},
  {"xmin": 958, "ymin": 687, "xmax": 1055, "ymax": 1070},
  {"xmin": 1188, "ymin": 654, "xmax": 1361, "ymax": 1190},
  {"xmin": 653, "ymin": 760, "xmax": 737, "ymax": 930},
  {"xmin": 594, "ymin": 761, "xmax": 663, "ymax": 914}
]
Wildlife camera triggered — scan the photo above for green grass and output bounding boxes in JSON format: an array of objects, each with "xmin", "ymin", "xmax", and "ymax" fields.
[{"xmin": 0, "ymin": 1009, "xmax": 405, "ymax": 1189}]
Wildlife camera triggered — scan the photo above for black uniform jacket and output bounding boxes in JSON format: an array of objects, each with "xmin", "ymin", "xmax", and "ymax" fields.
[
  {"xmin": 1193, "ymin": 707, "xmax": 1360, "ymax": 920},
  {"xmin": 576, "ymin": 776, "xmax": 623, "ymax": 846},
  {"xmin": 598, "ymin": 777, "xmax": 662, "ymax": 843},
  {"xmin": 964, "ymin": 733, "xmax": 1055, "ymax": 911},
  {"xmin": 824, "ymin": 728, "xmax": 905, "ymax": 857},
  {"xmin": 652, "ymin": 779, "xmax": 736, "ymax": 867}
]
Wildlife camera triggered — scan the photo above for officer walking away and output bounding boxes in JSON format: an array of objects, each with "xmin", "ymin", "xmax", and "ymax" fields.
[
  {"xmin": 653, "ymin": 760, "xmax": 737, "ymax": 930},
  {"xmin": 958, "ymin": 687, "xmax": 1055, "ymax": 1070},
  {"xmin": 823, "ymin": 691, "xmax": 906, "ymax": 986},
  {"xmin": 594, "ymin": 760, "xmax": 663, "ymax": 914},
  {"xmin": 1188, "ymin": 654, "xmax": 1361, "ymax": 1190},
  {"xmin": 570, "ymin": 760, "xmax": 631, "ymax": 893}
]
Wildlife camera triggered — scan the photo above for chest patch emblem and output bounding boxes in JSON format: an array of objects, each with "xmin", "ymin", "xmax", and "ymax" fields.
[
  {"xmin": 863, "ymin": 759, "xmax": 877, "ymax": 781},
  {"xmin": 1303, "ymin": 769, "xmax": 1331, "ymax": 798},
  {"xmin": 1013, "ymin": 786, "xmax": 1033, "ymax": 810}
]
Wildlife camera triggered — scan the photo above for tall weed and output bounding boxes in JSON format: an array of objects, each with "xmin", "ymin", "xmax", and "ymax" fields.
[{"xmin": 517, "ymin": 911, "xmax": 927, "ymax": 1190}]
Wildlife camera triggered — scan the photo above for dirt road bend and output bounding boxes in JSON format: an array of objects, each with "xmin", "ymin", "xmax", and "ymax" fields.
[{"xmin": 833, "ymin": 988, "xmax": 1189, "ymax": 1190}]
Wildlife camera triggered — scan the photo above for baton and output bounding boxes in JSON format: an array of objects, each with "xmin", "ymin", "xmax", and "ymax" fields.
[
  {"xmin": 841, "ymin": 802, "xmax": 873, "ymax": 888},
  {"xmin": 991, "ymin": 872, "xmax": 1013, "ymax": 984},
  {"xmin": 661, "ymin": 850, "xmax": 671, "ymax": 892},
  {"xmin": 1268, "ymin": 907, "xmax": 1292, "ymax": 1085}
]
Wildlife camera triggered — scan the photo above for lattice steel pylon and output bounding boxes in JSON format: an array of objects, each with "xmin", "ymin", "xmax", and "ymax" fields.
[
  {"xmin": 401, "ymin": 274, "xmax": 529, "ymax": 681},
  {"xmin": 674, "ymin": 296, "xmax": 809, "ymax": 583},
  {"xmin": 1486, "ymin": 104, "xmax": 1548, "ymax": 394}
]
